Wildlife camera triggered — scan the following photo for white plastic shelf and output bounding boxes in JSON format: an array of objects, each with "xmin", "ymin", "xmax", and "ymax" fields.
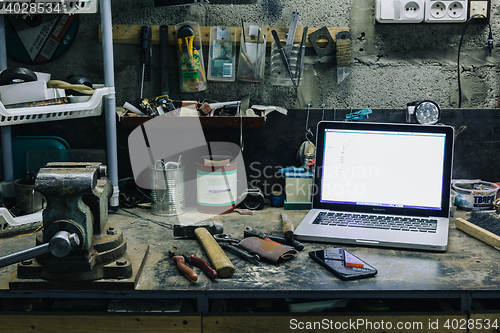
[{"xmin": 0, "ymin": 87, "xmax": 113, "ymax": 126}]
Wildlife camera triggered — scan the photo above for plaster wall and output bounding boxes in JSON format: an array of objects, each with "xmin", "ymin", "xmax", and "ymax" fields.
[{"xmin": 6, "ymin": 0, "xmax": 500, "ymax": 110}]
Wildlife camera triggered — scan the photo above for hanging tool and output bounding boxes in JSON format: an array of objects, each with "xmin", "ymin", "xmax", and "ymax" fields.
[
  {"xmin": 285, "ymin": 10, "xmax": 300, "ymax": 59},
  {"xmin": 297, "ymin": 104, "xmax": 316, "ymax": 168},
  {"xmin": 177, "ymin": 25, "xmax": 206, "ymax": 91},
  {"xmin": 140, "ymin": 25, "xmax": 152, "ymax": 100},
  {"xmin": 271, "ymin": 29, "xmax": 296, "ymax": 87},
  {"xmin": 296, "ymin": 26, "xmax": 308, "ymax": 86},
  {"xmin": 177, "ymin": 25, "xmax": 195, "ymax": 58},
  {"xmin": 168, "ymin": 245, "xmax": 218, "ymax": 280},
  {"xmin": 336, "ymin": 30, "xmax": 351, "ymax": 84},
  {"xmin": 308, "ymin": 26, "xmax": 335, "ymax": 58},
  {"xmin": 160, "ymin": 25, "xmax": 170, "ymax": 96}
]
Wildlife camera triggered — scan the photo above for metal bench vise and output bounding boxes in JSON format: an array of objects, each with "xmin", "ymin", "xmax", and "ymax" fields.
[{"xmin": 1, "ymin": 162, "xmax": 141, "ymax": 284}]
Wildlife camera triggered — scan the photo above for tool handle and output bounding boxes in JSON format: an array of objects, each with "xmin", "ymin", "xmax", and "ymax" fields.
[
  {"xmin": 140, "ymin": 26, "xmax": 152, "ymax": 64},
  {"xmin": 194, "ymin": 228, "xmax": 235, "ymax": 278},
  {"xmin": 271, "ymin": 30, "xmax": 283, "ymax": 49},
  {"xmin": 172, "ymin": 256, "xmax": 198, "ymax": 282},
  {"xmin": 281, "ymin": 212, "xmax": 295, "ymax": 240},
  {"xmin": 189, "ymin": 255, "xmax": 218, "ymax": 279}
]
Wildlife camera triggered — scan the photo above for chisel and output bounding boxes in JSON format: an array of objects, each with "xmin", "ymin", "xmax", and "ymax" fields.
[
  {"xmin": 140, "ymin": 25, "xmax": 152, "ymax": 99},
  {"xmin": 281, "ymin": 212, "xmax": 295, "ymax": 240}
]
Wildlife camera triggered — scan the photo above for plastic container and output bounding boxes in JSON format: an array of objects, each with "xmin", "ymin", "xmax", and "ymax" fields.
[
  {"xmin": 236, "ymin": 23, "xmax": 267, "ymax": 82},
  {"xmin": 269, "ymin": 30, "xmax": 300, "ymax": 86},
  {"xmin": 452, "ymin": 180, "xmax": 499, "ymax": 210},
  {"xmin": 208, "ymin": 26, "xmax": 236, "ymax": 81},
  {"xmin": 0, "ymin": 87, "xmax": 112, "ymax": 126},
  {"xmin": 176, "ymin": 22, "xmax": 207, "ymax": 92}
]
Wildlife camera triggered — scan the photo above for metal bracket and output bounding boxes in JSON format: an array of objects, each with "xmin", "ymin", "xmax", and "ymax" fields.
[{"xmin": 308, "ymin": 26, "xmax": 335, "ymax": 58}]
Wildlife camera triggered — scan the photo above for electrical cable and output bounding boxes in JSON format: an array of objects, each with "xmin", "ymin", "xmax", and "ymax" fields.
[
  {"xmin": 112, "ymin": 208, "xmax": 173, "ymax": 229},
  {"xmin": 457, "ymin": 14, "xmax": 493, "ymax": 108}
]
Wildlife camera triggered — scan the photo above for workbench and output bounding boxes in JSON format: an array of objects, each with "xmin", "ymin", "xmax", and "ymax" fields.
[{"xmin": 0, "ymin": 207, "xmax": 499, "ymax": 332}]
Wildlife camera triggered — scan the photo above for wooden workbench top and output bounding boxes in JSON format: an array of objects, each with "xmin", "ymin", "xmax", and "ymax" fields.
[{"xmin": 0, "ymin": 208, "xmax": 499, "ymax": 296}]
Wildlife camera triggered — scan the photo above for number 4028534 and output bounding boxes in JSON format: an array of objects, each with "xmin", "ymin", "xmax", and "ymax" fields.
[
  {"xmin": 3, "ymin": 2, "xmax": 64, "ymax": 15},
  {"xmin": 444, "ymin": 318, "xmax": 498, "ymax": 330}
]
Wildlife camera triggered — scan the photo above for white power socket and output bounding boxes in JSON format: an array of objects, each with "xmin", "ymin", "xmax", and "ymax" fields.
[
  {"xmin": 376, "ymin": 0, "xmax": 425, "ymax": 23},
  {"xmin": 424, "ymin": 0, "xmax": 468, "ymax": 22}
]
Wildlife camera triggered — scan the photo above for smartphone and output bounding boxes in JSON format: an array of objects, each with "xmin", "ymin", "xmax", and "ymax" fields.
[{"xmin": 309, "ymin": 248, "xmax": 377, "ymax": 281}]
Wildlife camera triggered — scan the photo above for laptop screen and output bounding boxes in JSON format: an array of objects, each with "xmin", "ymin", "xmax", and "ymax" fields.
[{"xmin": 314, "ymin": 122, "xmax": 454, "ymax": 217}]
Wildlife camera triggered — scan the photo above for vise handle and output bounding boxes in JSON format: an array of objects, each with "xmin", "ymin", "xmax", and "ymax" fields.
[{"xmin": 0, "ymin": 231, "xmax": 80, "ymax": 269}]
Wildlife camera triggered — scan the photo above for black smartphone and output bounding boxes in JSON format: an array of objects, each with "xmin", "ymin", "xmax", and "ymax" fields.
[{"xmin": 309, "ymin": 248, "xmax": 377, "ymax": 281}]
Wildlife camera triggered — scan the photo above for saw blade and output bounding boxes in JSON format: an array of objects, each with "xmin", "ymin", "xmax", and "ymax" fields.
[{"xmin": 336, "ymin": 31, "xmax": 351, "ymax": 84}]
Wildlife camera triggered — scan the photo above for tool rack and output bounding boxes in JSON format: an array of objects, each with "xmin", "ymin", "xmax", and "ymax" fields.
[{"xmin": 0, "ymin": 0, "xmax": 120, "ymax": 208}]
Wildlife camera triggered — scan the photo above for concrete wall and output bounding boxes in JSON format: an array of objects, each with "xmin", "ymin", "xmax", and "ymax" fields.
[{"xmin": 6, "ymin": 0, "xmax": 500, "ymax": 110}]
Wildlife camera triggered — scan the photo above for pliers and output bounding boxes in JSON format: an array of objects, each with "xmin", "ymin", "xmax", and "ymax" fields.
[{"xmin": 213, "ymin": 233, "xmax": 260, "ymax": 265}]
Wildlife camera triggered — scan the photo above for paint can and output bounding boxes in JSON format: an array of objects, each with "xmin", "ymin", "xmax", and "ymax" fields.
[
  {"xmin": 150, "ymin": 160, "xmax": 185, "ymax": 216},
  {"xmin": 196, "ymin": 155, "xmax": 237, "ymax": 214}
]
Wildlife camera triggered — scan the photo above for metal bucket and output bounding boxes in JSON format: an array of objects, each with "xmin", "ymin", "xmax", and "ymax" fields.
[
  {"xmin": 13, "ymin": 178, "xmax": 45, "ymax": 214},
  {"xmin": 150, "ymin": 160, "xmax": 185, "ymax": 216}
]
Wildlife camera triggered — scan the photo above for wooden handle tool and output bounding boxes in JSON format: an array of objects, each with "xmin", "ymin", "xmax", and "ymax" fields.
[
  {"xmin": 194, "ymin": 227, "xmax": 235, "ymax": 278},
  {"xmin": 281, "ymin": 212, "xmax": 295, "ymax": 240}
]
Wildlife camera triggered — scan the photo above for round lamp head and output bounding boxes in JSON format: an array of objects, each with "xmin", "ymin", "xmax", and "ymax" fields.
[{"xmin": 414, "ymin": 101, "xmax": 440, "ymax": 125}]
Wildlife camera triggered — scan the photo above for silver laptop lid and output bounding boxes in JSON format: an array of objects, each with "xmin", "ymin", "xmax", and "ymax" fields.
[{"xmin": 313, "ymin": 121, "xmax": 454, "ymax": 218}]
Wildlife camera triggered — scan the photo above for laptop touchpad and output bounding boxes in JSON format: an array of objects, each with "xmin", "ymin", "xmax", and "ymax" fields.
[{"xmin": 344, "ymin": 228, "xmax": 396, "ymax": 242}]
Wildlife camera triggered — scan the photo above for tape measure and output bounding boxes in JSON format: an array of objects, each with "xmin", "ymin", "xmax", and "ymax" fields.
[{"xmin": 5, "ymin": 14, "xmax": 79, "ymax": 64}]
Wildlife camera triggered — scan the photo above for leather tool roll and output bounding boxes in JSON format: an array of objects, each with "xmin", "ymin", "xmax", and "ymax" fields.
[{"xmin": 238, "ymin": 237, "xmax": 297, "ymax": 262}]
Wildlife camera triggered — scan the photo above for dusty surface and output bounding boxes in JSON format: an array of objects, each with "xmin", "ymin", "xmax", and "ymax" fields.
[{"xmin": 2, "ymin": 207, "xmax": 498, "ymax": 297}]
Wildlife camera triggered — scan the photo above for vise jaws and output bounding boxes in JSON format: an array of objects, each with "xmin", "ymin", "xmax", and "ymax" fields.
[{"xmin": 0, "ymin": 162, "xmax": 134, "ymax": 283}]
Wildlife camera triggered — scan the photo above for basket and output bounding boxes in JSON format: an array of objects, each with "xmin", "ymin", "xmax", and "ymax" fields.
[{"xmin": 0, "ymin": 87, "xmax": 113, "ymax": 126}]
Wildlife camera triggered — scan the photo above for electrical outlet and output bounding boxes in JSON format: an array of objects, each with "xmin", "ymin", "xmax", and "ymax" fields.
[
  {"xmin": 376, "ymin": 0, "xmax": 425, "ymax": 23},
  {"xmin": 468, "ymin": 1, "xmax": 490, "ymax": 20},
  {"xmin": 424, "ymin": 0, "xmax": 468, "ymax": 22}
]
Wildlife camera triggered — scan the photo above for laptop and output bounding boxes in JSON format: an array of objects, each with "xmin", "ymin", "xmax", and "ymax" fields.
[{"xmin": 294, "ymin": 121, "xmax": 454, "ymax": 251}]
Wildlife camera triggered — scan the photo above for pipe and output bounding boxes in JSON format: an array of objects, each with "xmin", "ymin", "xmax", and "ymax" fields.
[
  {"xmin": 0, "ymin": 15, "xmax": 14, "ymax": 183},
  {"xmin": 100, "ymin": 0, "xmax": 119, "ymax": 208}
]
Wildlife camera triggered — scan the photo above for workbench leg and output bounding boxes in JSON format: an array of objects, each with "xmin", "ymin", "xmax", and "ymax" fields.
[
  {"xmin": 460, "ymin": 292, "xmax": 472, "ymax": 312},
  {"xmin": 197, "ymin": 293, "xmax": 209, "ymax": 312}
]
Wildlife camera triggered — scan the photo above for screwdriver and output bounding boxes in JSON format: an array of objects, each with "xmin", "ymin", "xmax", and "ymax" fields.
[{"xmin": 140, "ymin": 25, "xmax": 152, "ymax": 100}]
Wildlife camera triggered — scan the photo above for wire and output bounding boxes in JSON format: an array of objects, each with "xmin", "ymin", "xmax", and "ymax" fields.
[
  {"xmin": 112, "ymin": 208, "xmax": 173, "ymax": 229},
  {"xmin": 457, "ymin": 14, "xmax": 493, "ymax": 108}
]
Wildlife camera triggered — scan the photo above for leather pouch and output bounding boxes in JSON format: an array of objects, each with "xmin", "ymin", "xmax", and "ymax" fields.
[{"xmin": 238, "ymin": 237, "xmax": 297, "ymax": 262}]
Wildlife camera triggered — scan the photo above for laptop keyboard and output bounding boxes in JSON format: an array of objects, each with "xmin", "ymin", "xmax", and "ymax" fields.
[{"xmin": 312, "ymin": 212, "xmax": 437, "ymax": 233}]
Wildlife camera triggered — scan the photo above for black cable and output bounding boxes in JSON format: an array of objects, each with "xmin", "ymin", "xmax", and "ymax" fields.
[{"xmin": 458, "ymin": 14, "xmax": 493, "ymax": 108}]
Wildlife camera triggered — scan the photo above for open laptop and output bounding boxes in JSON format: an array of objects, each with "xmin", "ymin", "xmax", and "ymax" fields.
[{"xmin": 294, "ymin": 121, "xmax": 454, "ymax": 251}]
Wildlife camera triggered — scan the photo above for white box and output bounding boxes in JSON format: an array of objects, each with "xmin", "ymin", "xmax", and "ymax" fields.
[
  {"xmin": 285, "ymin": 171, "xmax": 313, "ymax": 202},
  {"xmin": 0, "ymin": 80, "xmax": 65, "ymax": 106}
]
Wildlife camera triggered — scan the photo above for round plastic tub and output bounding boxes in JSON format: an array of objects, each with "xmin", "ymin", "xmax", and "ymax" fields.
[{"xmin": 452, "ymin": 180, "xmax": 499, "ymax": 210}]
